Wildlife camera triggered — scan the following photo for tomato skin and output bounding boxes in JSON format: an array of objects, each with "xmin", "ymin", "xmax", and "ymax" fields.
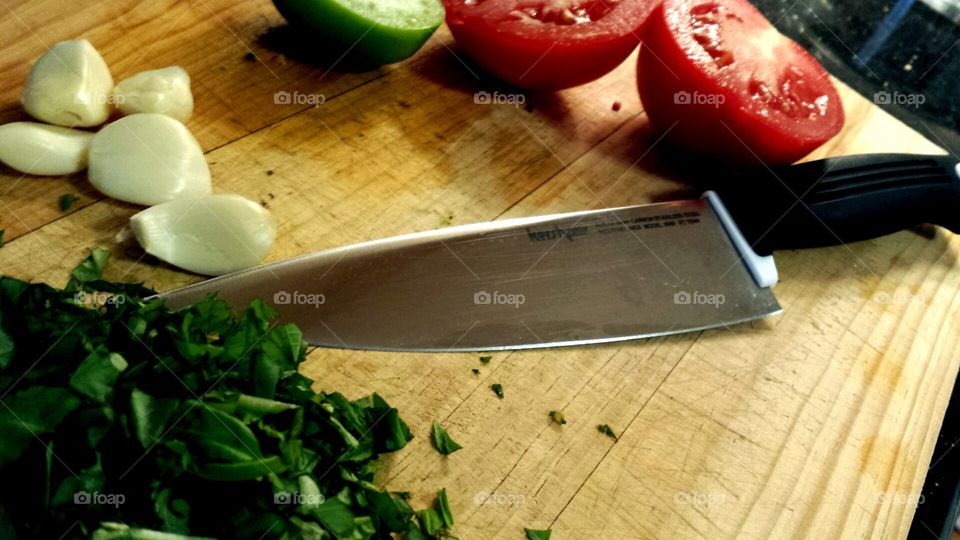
[
  {"xmin": 637, "ymin": 0, "xmax": 844, "ymax": 167},
  {"xmin": 444, "ymin": 1, "xmax": 660, "ymax": 90}
]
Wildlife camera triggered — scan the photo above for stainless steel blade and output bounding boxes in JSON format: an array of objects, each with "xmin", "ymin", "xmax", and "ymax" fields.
[{"xmin": 161, "ymin": 199, "xmax": 782, "ymax": 351}]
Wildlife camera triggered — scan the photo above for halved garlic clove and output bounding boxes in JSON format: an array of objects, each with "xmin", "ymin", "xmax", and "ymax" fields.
[
  {"xmin": 21, "ymin": 39, "xmax": 114, "ymax": 127},
  {"xmin": 113, "ymin": 66, "xmax": 194, "ymax": 122},
  {"xmin": 130, "ymin": 194, "xmax": 275, "ymax": 276},
  {"xmin": 0, "ymin": 122, "xmax": 94, "ymax": 175},
  {"xmin": 88, "ymin": 113, "xmax": 211, "ymax": 206}
]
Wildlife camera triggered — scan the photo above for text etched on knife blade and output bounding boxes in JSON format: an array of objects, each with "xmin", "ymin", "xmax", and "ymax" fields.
[
  {"xmin": 526, "ymin": 226, "xmax": 588, "ymax": 242},
  {"xmin": 525, "ymin": 211, "xmax": 702, "ymax": 242}
]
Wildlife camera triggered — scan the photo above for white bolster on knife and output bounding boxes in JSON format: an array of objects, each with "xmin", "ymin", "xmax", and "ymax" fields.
[{"xmin": 703, "ymin": 190, "xmax": 779, "ymax": 289}]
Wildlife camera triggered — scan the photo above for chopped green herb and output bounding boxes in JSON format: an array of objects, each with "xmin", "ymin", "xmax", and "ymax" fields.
[
  {"xmin": 405, "ymin": 527, "xmax": 431, "ymax": 540},
  {"xmin": 0, "ymin": 230, "xmax": 4, "ymax": 248},
  {"xmin": 417, "ymin": 508, "xmax": 443, "ymax": 537},
  {"xmin": 598, "ymin": 424, "xmax": 619, "ymax": 441},
  {"xmin": 471, "ymin": 368, "xmax": 480, "ymax": 375},
  {"xmin": 0, "ymin": 250, "xmax": 448, "ymax": 538},
  {"xmin": 436, "ymin": 488, "xmax": 454, "ymax": 529},
  {"xmin": 58, "ymin": 193, "xmax": 79, "ymax": 211},
  {"xmin": 491, "ymin": 383, "xmax": 504, "ymax": 399},
  {"xmin": 548, "ymin": 410, "xmax": 567, "ymax": 425},
  {"xmin": 432, "ymin": 419, "xmax": 463, "ymax": 455},
  {"xmin": 479, "ymin": 355, "xmax": 492, "ymax": 364},
  {"xmin": 67, "ymin": 247, "xmax": 110, "ymax": 289},
  {"xmin": 525, "ymin": 528, "xmax": 552, "ymax": 540}
]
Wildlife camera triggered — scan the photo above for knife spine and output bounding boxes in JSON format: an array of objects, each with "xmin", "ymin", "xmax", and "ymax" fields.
[{"xmin": 703, "ymin": 191, "xmax": 779, "ymax": 288}]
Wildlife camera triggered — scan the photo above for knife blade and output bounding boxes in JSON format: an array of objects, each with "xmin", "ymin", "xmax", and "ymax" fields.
[{"xmin": 161, "ymin": 153, "xmax": 960, "ymax": 351}]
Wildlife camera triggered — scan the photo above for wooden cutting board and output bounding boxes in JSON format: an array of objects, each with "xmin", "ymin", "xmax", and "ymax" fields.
[{"xmin": 1, "ymin": 1, "xmax": 957, "ymax": 538}]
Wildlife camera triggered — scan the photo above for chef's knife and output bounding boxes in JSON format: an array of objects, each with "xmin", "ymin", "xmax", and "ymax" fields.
[{"xmin": 162, "ymin": 154, "xmax": 960, "ymax": 351}]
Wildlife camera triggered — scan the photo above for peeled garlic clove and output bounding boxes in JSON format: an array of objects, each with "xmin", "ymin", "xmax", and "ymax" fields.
[
  {"xmin": 88, "ymin": 113, "xmax": 211, "ymax": 206},
  {"xmin": 21, "ymin": 39, "xmax": 114, "ymax": 127},
  {"xmin": 113, "ymin": 66, "xmax": 194, "ymax": 122},
  {"xmin": 0, "ymin": 122, "xmax": 94, "ymax": 175},
  {"xmin": 130, "ymin": 194, "xmax": 275, "ymax": 276}
]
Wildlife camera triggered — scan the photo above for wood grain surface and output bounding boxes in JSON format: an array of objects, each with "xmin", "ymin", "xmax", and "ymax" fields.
[{"xmin": 1, "ymin": 1, "xmax": 958, "ymax": 539}]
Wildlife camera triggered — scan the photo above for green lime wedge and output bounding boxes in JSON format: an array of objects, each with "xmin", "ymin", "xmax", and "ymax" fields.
[{"xmin": 272, "ymin": 0, "xmax": 445, "ymax": 65}]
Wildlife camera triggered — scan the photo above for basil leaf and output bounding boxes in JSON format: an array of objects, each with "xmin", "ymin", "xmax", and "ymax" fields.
[
  {"xmin": 69, "ymin": 348, "xmax": 127, "ymax": 403},
  {"xmin": 130, "ymin": 389, "xmax": 181, "ymax": 448},
  {"xmin": 598, "ymin": 424, "xmax": 619, "ymax": 441},
  {"xmin": 68, "ymin": 248, "xmax": 110, "ymax": 289},
  {"xmin": 416, "ymin": 508, "xmax": 443, "ymax": 537},
  {"xmin": 0, "ymin": 386, "xmax": 80, "ymax": 466},
  {"xmin": 431, "ymin": 420, "xmax": 463, "ymax": 455},
  {"xmin": 366, "ymin": 488, "xmax": 414, "ymax": 532},
  {"xmin": 525, "ymin": 528, "xmax": 552, "ymax": 540},
  {"xmin": 195, "ymin": 455, "xmax": 287, "ymax": 481},
  {"xmin": 436, "ymin": 488, "xmax": 453, "ymax": 529},
  {"xmin": 0, "ymin": 317, "xmax": 13, "ymax": 370},
  {"xmin": 307, "ymin": 496, "xmax": 357, "ymax": 537},
  {"xmin": 59, "ymin": 193, "xmax": 79, "ymax": 212}
]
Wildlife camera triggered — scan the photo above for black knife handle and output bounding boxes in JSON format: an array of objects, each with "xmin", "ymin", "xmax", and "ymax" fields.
[{"xmin": 717, "ymin": 154, "xmax": 960, "ymax": 255}]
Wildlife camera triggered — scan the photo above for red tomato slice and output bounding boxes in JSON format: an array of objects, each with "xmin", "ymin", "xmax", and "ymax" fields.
[
  {"xmin": 444, "ymin": 0, "xmax": 661, "ymax": 90},
  {"xmin": 637, "ymin": 0, "xmax": 844, "ymax": 166}
]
